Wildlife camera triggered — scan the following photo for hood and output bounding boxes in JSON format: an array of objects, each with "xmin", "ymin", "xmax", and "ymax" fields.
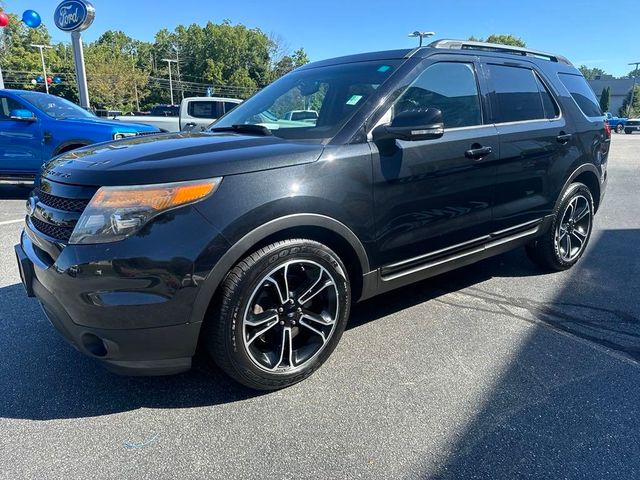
[
  {"xmin": 60, "ymin": 116, "xmax": 159, "ymax": 132},
  {"xmin": 42, "ymin": 132, "xmax": 324, "ymax": 186}
]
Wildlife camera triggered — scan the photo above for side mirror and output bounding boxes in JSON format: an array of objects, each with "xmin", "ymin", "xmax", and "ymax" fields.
[
  {"xmin": 10, "ymin": 109, "xmax": 36, "ymax": 122},
  {"xmin": 372, "ymin": 108, "xmax": 444, "ymax": 143}
]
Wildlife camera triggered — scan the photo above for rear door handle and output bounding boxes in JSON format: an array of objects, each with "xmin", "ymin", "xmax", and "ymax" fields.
[
  {"xmin": 465, "ymin": 145, "xmax": 493, "ymax": 160},
  {"xmin": 557, "ymin": 133, "xmax": 572, "ymax": 144}
]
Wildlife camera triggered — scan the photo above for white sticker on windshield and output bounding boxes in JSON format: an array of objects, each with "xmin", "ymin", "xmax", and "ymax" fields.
[{"xmin": 346, "ymin": 95, "xmax": 363, "ymax": 106}]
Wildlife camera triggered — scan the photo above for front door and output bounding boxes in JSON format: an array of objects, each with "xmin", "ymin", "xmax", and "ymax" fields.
[
  {"xmin": 0, "ymin": 95, "xmax": 42, "ymax": 176},
  {"xmin": 372, "ymin": 59, "xmax": 499, "ymax": 269}
]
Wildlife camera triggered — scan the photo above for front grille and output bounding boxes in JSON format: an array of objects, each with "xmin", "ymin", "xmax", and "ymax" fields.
[
  {"xmin": 627, "ymin": 121, "xmax": 640, "ymax": 126},
  {"xmin": 37, "ymin": 188, "xmax": 89, "ymax": 212},
  {"xmin": 31, "ymin": 217, "xmax": 74, "ymax": 241}
]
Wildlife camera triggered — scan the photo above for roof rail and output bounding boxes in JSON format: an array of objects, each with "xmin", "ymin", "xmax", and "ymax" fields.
[{"xmin": 427, "ymin": 39, "xmax": 572, "ymax": 65}]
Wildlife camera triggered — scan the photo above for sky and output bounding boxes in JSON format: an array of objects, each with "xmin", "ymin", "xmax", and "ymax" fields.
[{"xmin": 6, "ymin": 0, "xmax": 640, "ymax": 77}]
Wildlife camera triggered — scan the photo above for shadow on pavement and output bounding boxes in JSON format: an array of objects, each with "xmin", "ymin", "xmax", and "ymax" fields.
[
  {"xmin": 0, "ymin": 185, "xmax": 32, "ymax": 200},
  {"xmin": 429, "ymin": 229, "xmax": 640, "ymax": 479}
]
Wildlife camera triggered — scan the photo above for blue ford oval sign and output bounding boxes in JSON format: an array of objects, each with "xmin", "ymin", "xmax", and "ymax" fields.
[{"xmin": 54, "ymin": 0, "xmax": 95, "ymax": 32}]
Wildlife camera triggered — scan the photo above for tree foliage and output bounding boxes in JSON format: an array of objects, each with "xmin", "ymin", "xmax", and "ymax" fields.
[
  {"xmin": 599, "ymin": 86, "xmax": 611, "ymax": 113},
  {"xmin": 579, "ymin": 65, "xmax": 607, "ymax": 80},
  {"xmin": 1, "ymin": 16, "xmax": 309, "ymax": 111},
  {"xmin": 620, "ymin": 85, "xmax": 640, "ymax": 118},
  {"xmin": 468, "ymin": 34, "xmax": 526, "ymax": 47}
]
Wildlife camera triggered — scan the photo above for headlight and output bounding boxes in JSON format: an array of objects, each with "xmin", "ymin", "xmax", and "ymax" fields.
[
  {"xmin": 113, "ymin": 132, "xmax": 138, "ymax": 140},
  {"xmin": 69, "ymin": 178, "xmax": 222, "ymax": 245}
]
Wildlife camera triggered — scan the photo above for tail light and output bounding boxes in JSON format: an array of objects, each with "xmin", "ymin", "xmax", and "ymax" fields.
[{"xmin": 604, "ymin": 120, "xmax": 612, "ymax": 137}]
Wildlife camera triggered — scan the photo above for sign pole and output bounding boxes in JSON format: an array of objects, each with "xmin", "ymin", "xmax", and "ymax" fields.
[
  {"xmin": 71, "ymin": 31, "xmax": 90, "ymax": 108},
  {"xmin": 0, "ymin": 65, "xmax": 4, "ymax": 89}
]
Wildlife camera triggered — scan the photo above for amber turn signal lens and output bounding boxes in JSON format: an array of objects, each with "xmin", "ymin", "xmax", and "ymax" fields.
[{"xmin": 89, "ymin": 178, "xmax": 221, "ymax": 211}]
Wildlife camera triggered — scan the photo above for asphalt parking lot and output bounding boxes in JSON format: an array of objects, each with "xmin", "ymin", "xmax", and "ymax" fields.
[{"xmin": 1, "ymin": 135, "xmax": 639, "ymax": 479}]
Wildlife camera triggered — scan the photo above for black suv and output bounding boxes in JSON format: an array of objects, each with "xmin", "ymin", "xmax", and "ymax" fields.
[{"xmin": 15, "ymin": 40, "xmax": 609, "ymax": 390}]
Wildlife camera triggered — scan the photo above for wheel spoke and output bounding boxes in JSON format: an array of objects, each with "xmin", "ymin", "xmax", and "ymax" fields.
[
  {"xmin": 271, "ymin": 327, "xmax": 288, "ymax": 370},
  {"xmin": 246, "ymin": 319, "xmax": 279, "ymax": 346},
  {"xmin": 298, "ymin": 318, "xmax": 326, "ymax": 344},
  {"xmin": 571, "ymin": 229, "xmax": 586, "ymax": 247},
  {"xmin": 565, "ymin": 233, "xmax": 572, "ymax": 256},
  {"xmin": 264, "ymin": 275, "xmax": 287, "ymax": 304},
  {"xmin": 298, "ymin": 268, "xmax": 334, "ymax": 305},
  {"xmin": 245, "ymin": 309, "xmax": 279, "ymax": 327},
  {"xmin": 301, "ymin": 311, "xmax": 335, "ymax": 326},
  {"xmin": 574, "ymin": 203, "xmax": 590, "ymax": 222}
]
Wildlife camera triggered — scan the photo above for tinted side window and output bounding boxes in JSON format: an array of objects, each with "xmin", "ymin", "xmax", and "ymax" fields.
[
  {"xmin": 558, "ymin": 73, "xmax": 602, "ymax": 118},
  {"xmin": 188, "ymin": 101, "xmax": 220, "ymax": 119},
  {"xmin": 394, "ymin": 62, "xmax": 482, "ymax": 128},
  {"xmin": 536, "ymin": 75, "xmax": 560, "ymax": 119},
  {"xmin": 487, "ymin": 64, "xmax": 545, "ymax": 123},
  {"xmin": 0, "ymin": 96, "xmax": 28, "ymax": 120}
]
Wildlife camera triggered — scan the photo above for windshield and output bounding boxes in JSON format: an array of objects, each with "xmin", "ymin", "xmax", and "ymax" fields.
[
  {"xmin": 18, "ymin": 92, "xmax": 95, "ymax": 120},
  {"xmin": 212, "ymin": 60, "xmax": 402, "ymax": 141}
]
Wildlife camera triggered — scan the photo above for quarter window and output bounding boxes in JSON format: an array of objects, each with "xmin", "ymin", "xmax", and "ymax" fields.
[
  {"xmin": 487, "ymin": 64, "xmax": 546, "ymax": 123},
  {"xmin": 393, "ymin": 62, "xmax": 482, "ymax": 129},
  {"xmin": 558, "ymin": 73, "xmax": 602, "ymax": 118}
]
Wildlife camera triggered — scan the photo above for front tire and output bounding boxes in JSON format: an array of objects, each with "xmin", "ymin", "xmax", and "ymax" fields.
[
  {"xmin": 616, "ymin": 124, "xmax": 625, "ymax": 134},
  {"xmin": 204, "ymin": 239, "xmax": 351, "ymax": 390},
  {"xmin": 526, "ymin": 182, "xmax": 594, "ymax": 271}
]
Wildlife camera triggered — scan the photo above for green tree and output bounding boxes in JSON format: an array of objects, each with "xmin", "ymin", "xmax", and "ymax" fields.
[
  {"xmin": 468, "ymin": 34, "xmax": 526, "ymax": 47},
  {"xmin": 599, "ymin": 86, "xmax": 611, "ymax": 113},
  {"xmin": 620, "ymin": 85, "xmax": 640, "ymax": 118},
  {"xmin": 578, "ymin": 65, "xmax": 607, "ymax": 80},
  {"xmin": 627, "ymin": 67, "xmax": 640, "ymax": 78}
]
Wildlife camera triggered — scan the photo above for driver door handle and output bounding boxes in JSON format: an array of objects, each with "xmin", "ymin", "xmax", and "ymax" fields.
[
  {"xmin": 557, "ymin": 132, "xmax": 572, "ymax": 144},
  {"xmin": 43, "ymin": 131, "xmax": 53, "ymax": 143},
  {"xmin": 465, "ymin": 145, "xmax": 493, "ymax": 160}
]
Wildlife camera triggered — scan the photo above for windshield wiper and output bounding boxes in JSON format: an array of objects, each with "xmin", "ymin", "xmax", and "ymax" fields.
[{"xmin": 210, "ymin": 124, "xmax": 272, "ymax": 136}]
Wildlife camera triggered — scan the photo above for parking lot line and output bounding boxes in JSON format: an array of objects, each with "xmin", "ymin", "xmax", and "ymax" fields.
[{"xmin": 0, "ymin": 219, "xmax": 24, "ymax": 226}]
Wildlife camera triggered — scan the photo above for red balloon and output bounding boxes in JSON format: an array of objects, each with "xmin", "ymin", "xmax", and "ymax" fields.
[
  {"xmin": 46, "ymin": 77, "xmax": 53, "ymax": 84},
  {"xmin": 0, "ymin": 12, "xmax": 9, "ymax": 27}
]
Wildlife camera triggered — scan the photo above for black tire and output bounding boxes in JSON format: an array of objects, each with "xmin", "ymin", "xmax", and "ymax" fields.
[
  {"xmin": 204, "ymin": 239, "xmax": 351, "ymax": 390},
  {"xmin": 525, "ymin": 182, "xmax": 594, "ymax": 271},
  {"xmin": 616, "ymin": 124, "xmax": 625, "ymax": 134}
]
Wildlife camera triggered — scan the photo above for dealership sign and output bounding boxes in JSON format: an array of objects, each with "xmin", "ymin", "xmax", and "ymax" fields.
[{"xmin": 54, "ymin": 0, "xmax": 95, "ymax": 32}]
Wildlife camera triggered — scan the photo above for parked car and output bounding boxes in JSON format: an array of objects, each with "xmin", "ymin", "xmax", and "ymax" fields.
[
  {"xmin": 115, "ymin": 97, "xmax": 242, "ymax": 132},
  {"xmin": 283, "ymin": 110, "xmax": 319, "ymax": 123},
  {"xmin": 624, "ymin": 118, "xmax": 640, "ymax": 134},
  {"xmin": 0, "ymin": 89, "xmax": 159, "ymax": 184},
  {"xmin": 16, "ymin": 39, "xmax": 609, "ymax": 390},
  {"xmin": 604, "ymin": 112, "xmax": 627, "ymax": 133}
]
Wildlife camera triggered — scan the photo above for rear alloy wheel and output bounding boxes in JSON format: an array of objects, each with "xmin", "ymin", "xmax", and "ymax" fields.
[
  {"xmin": 205, "ymin": 239, "xmax": 350, "ymax": 390},
  {"xmin": 526, "ymin": 182, "xmax": 594, "ymax": 271}
]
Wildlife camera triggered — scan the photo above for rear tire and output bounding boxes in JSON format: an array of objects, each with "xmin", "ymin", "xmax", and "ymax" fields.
[
  {"xmin": 204, "ymin": 239, "xmax": 351, "ymax": 390},
  {"xmin": 526, "ymin": 182, "xmax": 594, "ymax": 271}
]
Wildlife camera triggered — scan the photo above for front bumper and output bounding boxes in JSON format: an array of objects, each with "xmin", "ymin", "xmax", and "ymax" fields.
[{"xmin": 15, "ymin": 215, "xmax": 228, "ymax": 375}]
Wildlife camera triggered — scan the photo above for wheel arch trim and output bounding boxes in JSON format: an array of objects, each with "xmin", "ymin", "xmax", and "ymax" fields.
[
  {"xmin": 53, "ymin": 139, "xmax": 92, "ymax": 156},
  {"xmin": 191, "ymin": 213, "xmax": 371, "ymax": 326},
  {"xmin": 556, "ymin": 163, "xmax": 602, "ymax": 212}
]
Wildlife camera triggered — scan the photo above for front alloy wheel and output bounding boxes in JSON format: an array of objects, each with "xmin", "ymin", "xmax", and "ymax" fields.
[{"xmin": 205, "ymin": 239, "xmax": 351, "ymax": 390}]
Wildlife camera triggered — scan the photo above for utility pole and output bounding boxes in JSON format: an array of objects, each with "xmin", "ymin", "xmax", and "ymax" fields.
[
  {"xmin": 627, "ymin": 62, "xmax": 640, "ymax": 118},
  {"xmin": 130, "ymin": 51, "xmax": 140, "ymax": 112},
  {"xmin": 162, "ymin": 58, "xmax": 177, "ymax": 105},
  {"xmin": 30, "ymin": 44, "xmax": 53, "ymax": 94},
  {"xmin": 173, "ymin": 44, "xmax": 183, "ymax": 101}
]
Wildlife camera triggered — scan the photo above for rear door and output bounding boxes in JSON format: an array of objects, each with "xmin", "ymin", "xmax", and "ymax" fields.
[
  {"xmin": 372, "ymin": 58, "xmax": 499, "ymax": 268},
  {"xmin": 0, "ymin": 94, "xmax": 43, "ymax": 175},
  {"xmin": 482, "ymin": 60, "xmax": 568, "ymax": 231}
]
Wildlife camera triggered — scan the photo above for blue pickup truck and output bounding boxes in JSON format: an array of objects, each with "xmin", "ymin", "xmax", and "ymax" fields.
[
  {"xmin": 0, "ymin": 89, "xmax": 159, "ymax": 184},
  {"xmin": 604, "ymin": 112, "xmax": 627, "ymax": 134}
]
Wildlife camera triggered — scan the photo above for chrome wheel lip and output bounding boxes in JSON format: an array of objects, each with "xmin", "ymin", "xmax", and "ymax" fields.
[
  {"xmin": 555, "ymin": 194, "xmax": 592, "ymax": 262},
  {"xmin": 242, "ymin": 259, "xmax": 340, "ymax": 375}
]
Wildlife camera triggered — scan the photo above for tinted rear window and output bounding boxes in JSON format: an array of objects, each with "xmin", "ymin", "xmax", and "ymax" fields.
[
  {"xmin": 486, "ymin": 64, "xmax": 545, "ymax": 123},
  {"xmin": 558, "ymin": 73, "xmax": 602, "ymax": 118}
]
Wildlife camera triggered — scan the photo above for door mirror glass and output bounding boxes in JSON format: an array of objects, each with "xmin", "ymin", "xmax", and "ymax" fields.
[
  {"xmin": 9, "ymin": 109, "xmax": 36, "ymax": 122},
  {"xmin": 373, "ymin": 108, "xmax": 444, "ymax": 143}
]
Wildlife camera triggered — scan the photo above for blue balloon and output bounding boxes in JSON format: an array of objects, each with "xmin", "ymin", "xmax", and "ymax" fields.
[
  {"xmin": 36, "ymin": 75, "xmax": 43, "ymax": 83},
  {"xmin": 22, "ymin": 10, "xmax": 41, "ymax": 28},
  {"xmin": 54, "ymin": 77, "xmax": 62, "ymax": 84}
]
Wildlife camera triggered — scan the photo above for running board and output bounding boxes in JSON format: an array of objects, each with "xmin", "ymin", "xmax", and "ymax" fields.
[{"xmin": 380, "ymin": 218, "xmax": 547, "ymax": 282}]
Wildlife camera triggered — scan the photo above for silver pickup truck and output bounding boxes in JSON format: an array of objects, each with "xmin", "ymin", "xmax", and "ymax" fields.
[{"xmin": 115, "ymin": 97, "xmax": 242, "ymax": 132}]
